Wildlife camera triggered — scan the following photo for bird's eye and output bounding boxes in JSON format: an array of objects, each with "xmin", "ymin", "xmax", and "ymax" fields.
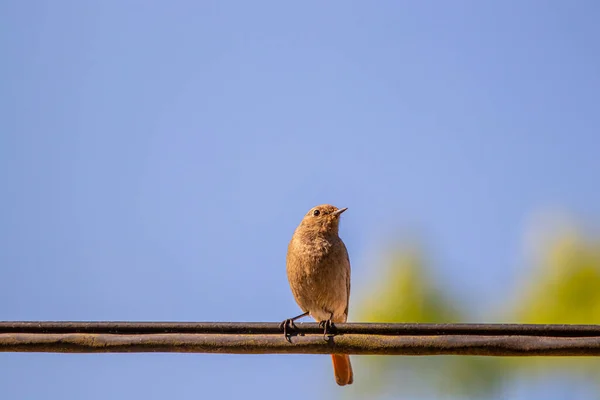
[{"xmin": 313, "ymin": 209, "xmax": 320, "ymax": 216}]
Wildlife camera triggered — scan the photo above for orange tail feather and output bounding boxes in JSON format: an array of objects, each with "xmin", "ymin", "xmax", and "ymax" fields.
[{"xmin": 331, "ymin": 354, "xmax": 353, "ymax": 386}]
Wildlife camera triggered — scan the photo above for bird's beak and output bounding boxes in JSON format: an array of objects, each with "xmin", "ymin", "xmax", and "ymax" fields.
[{"xmin": 333, "ymin": 207, "xmax": 348, "ymax": 217}]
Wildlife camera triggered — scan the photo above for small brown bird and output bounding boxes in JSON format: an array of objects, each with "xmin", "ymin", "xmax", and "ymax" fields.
[{"xmin": 283, "ymin": 204, "xmax": 353, "ymax": 386}]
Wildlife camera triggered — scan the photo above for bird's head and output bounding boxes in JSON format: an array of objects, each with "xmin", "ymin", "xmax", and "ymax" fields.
[{"xmin": 298, "ymin": 204, "xmax": 348, "ymax": 235}]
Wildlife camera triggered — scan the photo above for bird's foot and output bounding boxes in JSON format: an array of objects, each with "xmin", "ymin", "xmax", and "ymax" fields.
[
  {"xmin": 319, "ymin": 319, "xmax": 335, "ymax": 342},
  {"xmin": 279, "ymin": 319, "xmax": 297, "ymax": 342},
  {"xmin": 280, "ymin": 312, "xmax": 309, "ymax": 342}
]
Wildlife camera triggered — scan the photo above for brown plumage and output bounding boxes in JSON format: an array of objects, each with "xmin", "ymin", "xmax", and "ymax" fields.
[{"xmin": 285, "ymin": 204, "xmax": 353, "ymax": 386}]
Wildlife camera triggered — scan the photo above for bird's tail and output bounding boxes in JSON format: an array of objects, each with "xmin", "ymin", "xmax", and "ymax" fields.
[{"xmin": 331, "ymin": 354, "xmax": 353, "ymax": 386}]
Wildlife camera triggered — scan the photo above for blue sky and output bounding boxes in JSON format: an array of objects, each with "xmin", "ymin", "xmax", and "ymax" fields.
[{"xmin": 1, "ymin": 1, "xmax": 599, "ymax": 399}]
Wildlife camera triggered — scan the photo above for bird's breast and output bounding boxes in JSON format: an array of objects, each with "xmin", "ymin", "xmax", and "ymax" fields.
[{"xmin": 287, "ymin": 233, "xmax": 346, "ymax": 280}]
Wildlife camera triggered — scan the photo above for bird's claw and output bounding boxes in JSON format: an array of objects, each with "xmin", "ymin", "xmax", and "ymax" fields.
[
  {"xmin": 280, "ymin": 318, "xmax": 297, "ymax": 342},
  {"xmin": 319, "ymin": 319, "xmax": 334, "ymax": 342}
]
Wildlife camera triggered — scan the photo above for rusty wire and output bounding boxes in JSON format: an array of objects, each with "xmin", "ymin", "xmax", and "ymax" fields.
[{"xmin": 1, "ymin": 322, "xmax": 599, "ymax": 356}]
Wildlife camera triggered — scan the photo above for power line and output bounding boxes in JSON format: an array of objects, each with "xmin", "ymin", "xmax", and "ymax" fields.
[
  {"xmin": 2, "ymin": 321, "xmax": 600, "ymax": 336},
  {"xmin": 1, "ymin": 322, "xmax": 599, "ymax": 356}
]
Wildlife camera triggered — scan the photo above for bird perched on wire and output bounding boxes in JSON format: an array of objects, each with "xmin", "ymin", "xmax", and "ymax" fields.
[{"xmin": 282, "ymin": 204, "xmax": 353, "ymax": 386}]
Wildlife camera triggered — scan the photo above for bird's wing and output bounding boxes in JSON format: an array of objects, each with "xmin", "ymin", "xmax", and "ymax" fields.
[{"xmin": 342, "ymin": 241, "xmax": 351, "ymax": 321}]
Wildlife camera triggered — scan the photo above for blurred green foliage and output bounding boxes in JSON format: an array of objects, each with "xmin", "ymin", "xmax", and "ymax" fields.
[
  {"xmin": 351, "ymin": 225, "xmax": 600, "ymax": 399},
  {"xmin": 357, "ymin": 246, "xmax": 460, "ymax": 323},
  {"xmin": 515, "ymin": 230, "xmax": 600, "ymax": 324}
]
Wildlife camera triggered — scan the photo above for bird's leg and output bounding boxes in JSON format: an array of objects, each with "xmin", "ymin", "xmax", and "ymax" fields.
[
  {"xmin": 319, "ymin": 314, "xmax": 335, "ymax": 342},
  {"xmin": 280, "ymin": 311, "xmax": 309, "ymax": 341}
]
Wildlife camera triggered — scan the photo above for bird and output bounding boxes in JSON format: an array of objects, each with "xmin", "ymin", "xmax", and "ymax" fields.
[{"xmin": 282, "ymin": 204, "xmax": 353, "ymax": 386}]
